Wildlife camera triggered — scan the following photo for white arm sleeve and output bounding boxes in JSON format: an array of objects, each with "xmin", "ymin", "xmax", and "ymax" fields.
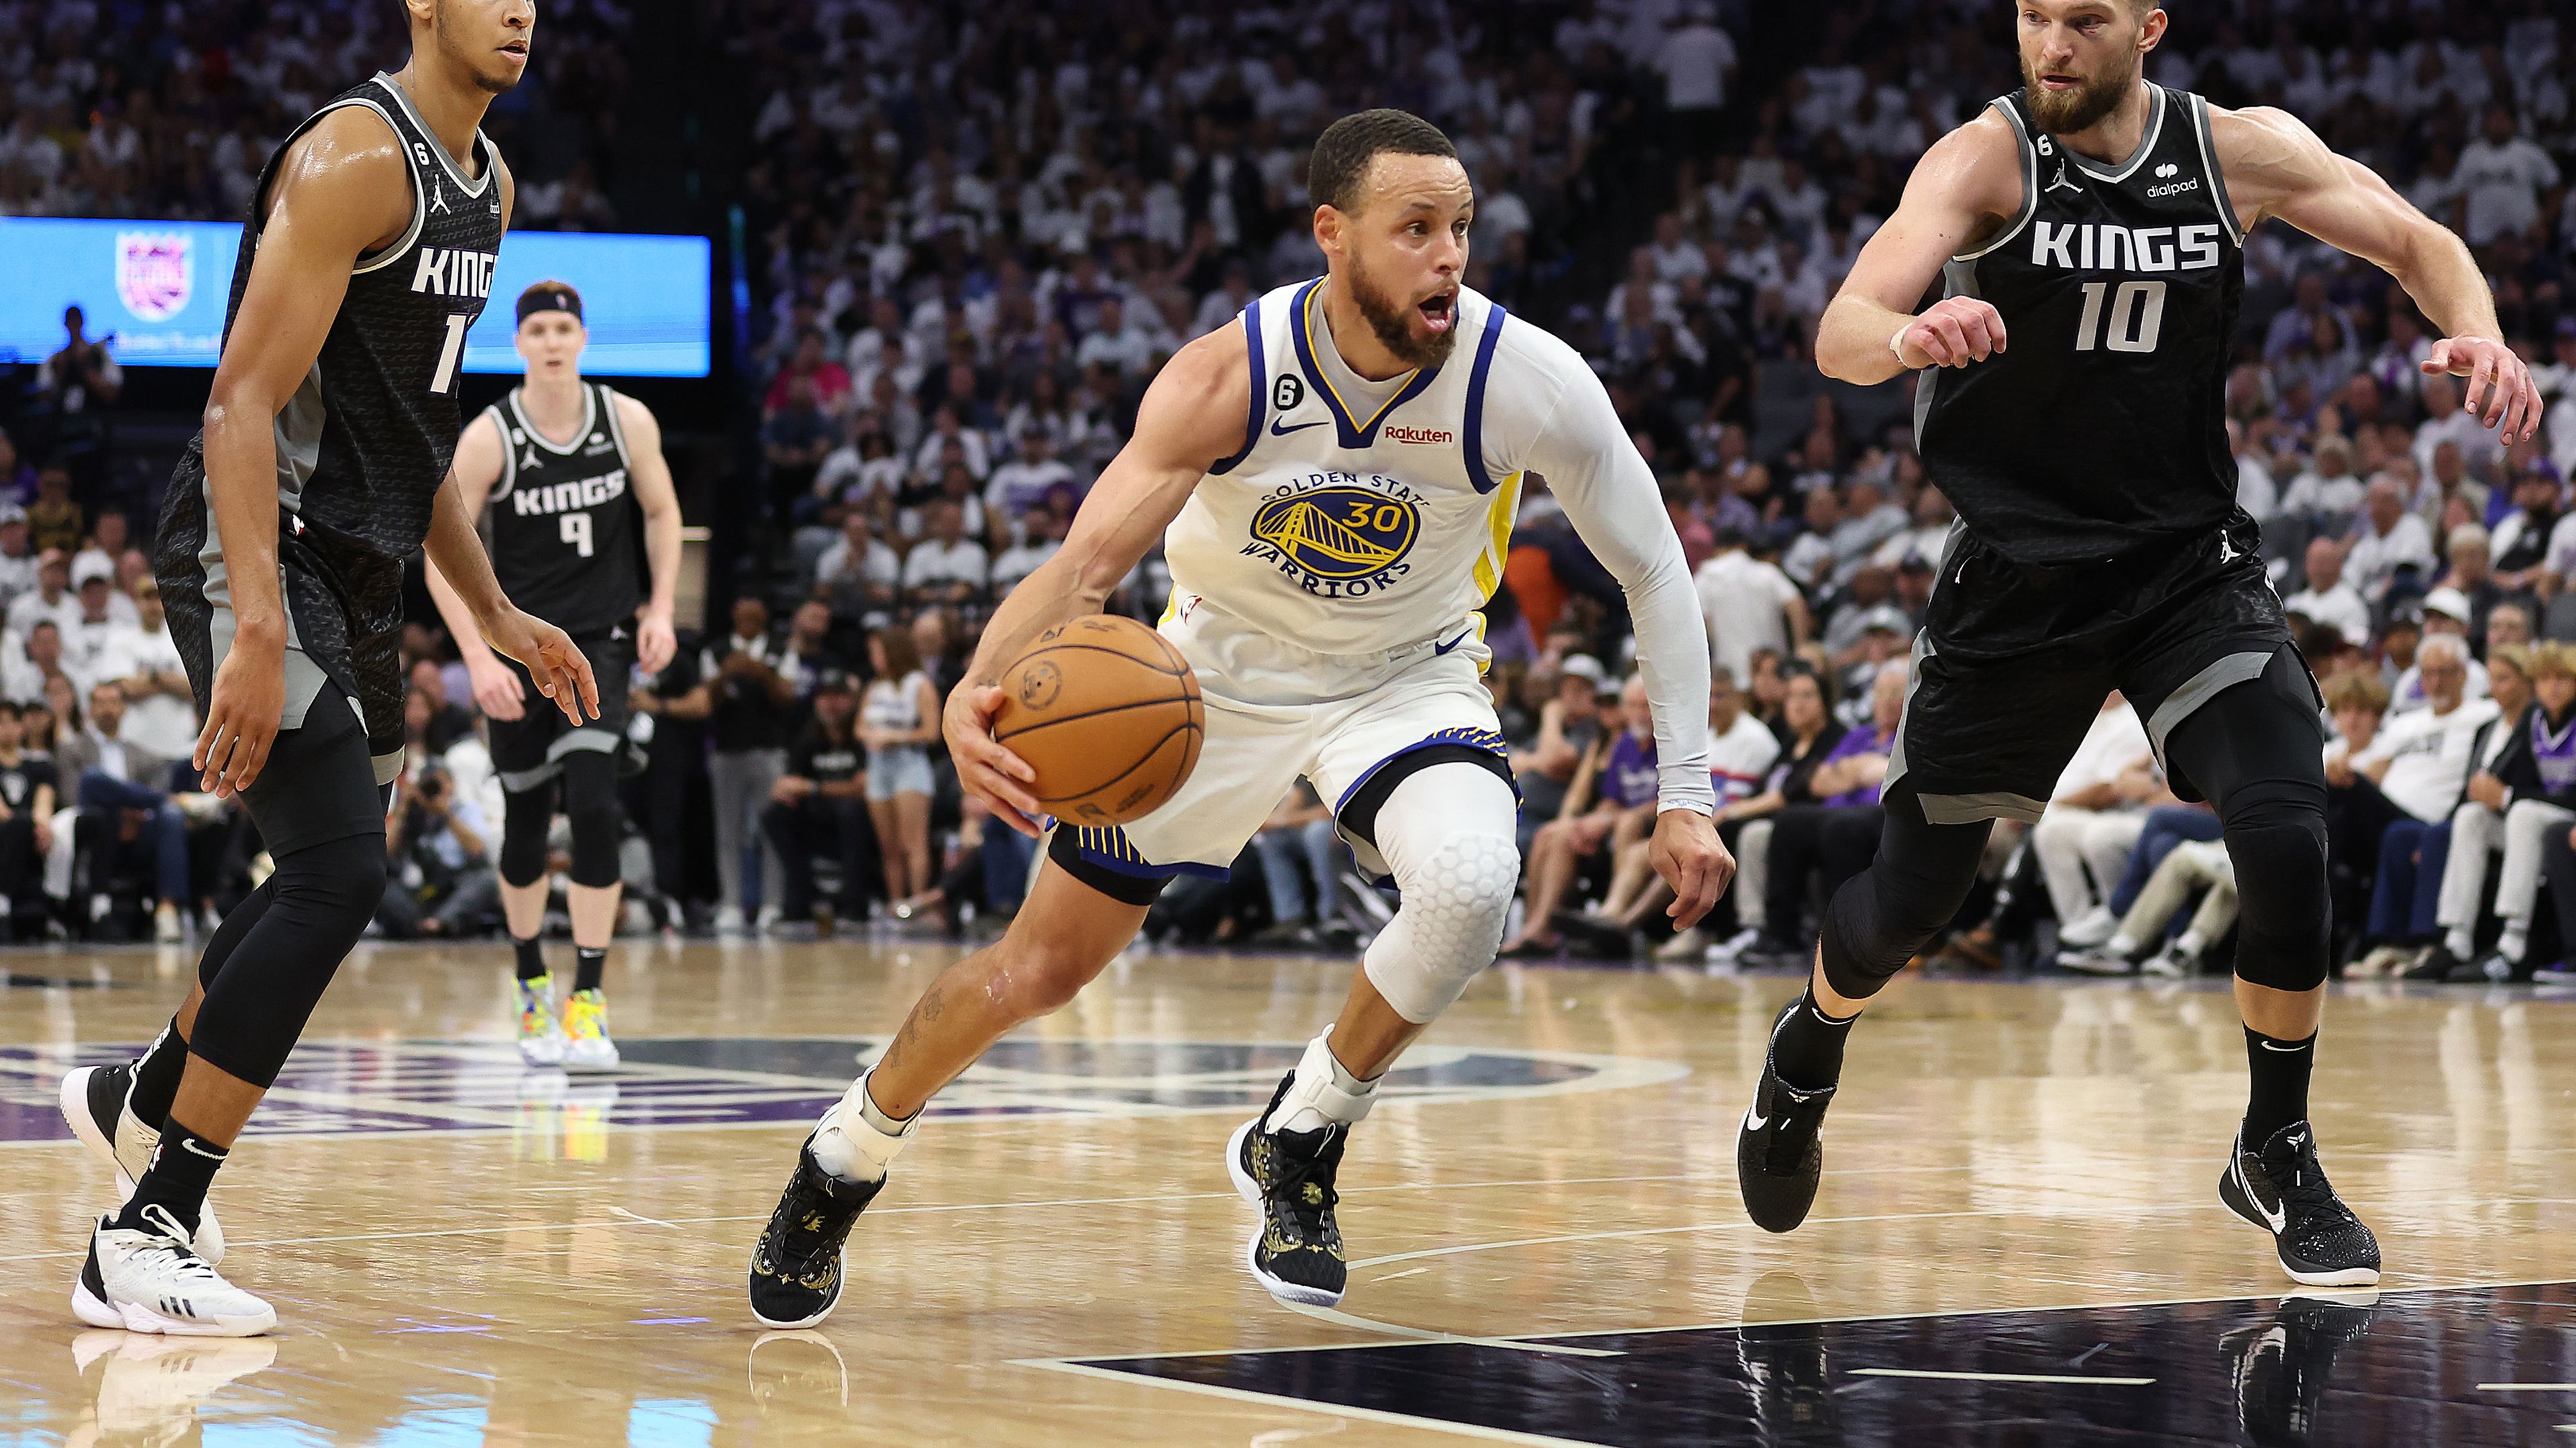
[{"xmin": 1523, "ymin": 371, "xmax": 1716, "ymax": 815}]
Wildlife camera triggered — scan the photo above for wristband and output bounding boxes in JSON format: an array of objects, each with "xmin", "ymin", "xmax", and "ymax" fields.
[{"xmin": 1890, "ymin": 321, "xmax": 1915, "ymax": 363}]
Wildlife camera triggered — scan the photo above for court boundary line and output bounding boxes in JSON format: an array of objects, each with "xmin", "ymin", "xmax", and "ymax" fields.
[{"xmin": 1012, "ymin": 1357, "xmax": 1607, "ymax": 1447}]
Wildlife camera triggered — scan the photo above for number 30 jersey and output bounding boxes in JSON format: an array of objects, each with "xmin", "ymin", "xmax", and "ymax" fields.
[
  {"xmin": 1917, "ymin": 84, "xmax": 2245, "ymax": 567},
  {"xmin": 479, "ymin": 382, "xmax": 645, "ymax": 636},
  {"xmin": 1161, "ymin": 279, "xmax": 1532, "ymax": 687}
]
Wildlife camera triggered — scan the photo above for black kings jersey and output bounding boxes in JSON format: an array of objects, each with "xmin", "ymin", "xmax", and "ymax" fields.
[
  {"xmin": 1916, "ymin": 85, "xmax": 2244, "ymax": 567},
  {"xmin": 480, "ymin": 382, "xmax": 645, "ymax": 636},
  {"xmin": 155, "ymin": 72, "xmax": 505, "ymax": 774}
]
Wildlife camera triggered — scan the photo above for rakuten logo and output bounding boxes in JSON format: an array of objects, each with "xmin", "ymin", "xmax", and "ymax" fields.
[{"xmin": 1384, "ymin": 425, "xmax": 1454, "ymax": 445}]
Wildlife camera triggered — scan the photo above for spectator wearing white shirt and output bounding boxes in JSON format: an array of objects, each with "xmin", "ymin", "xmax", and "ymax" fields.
[
  {"xmin": 1694, "ymin": 527, "xmax": 1811, "ymax": 683},
  {"xmin": 2390, "ymin": 589, "xmax": 2490, "ymax": 713},
  {"xmin": 2345, "ymin": 478, "xmax": 2438, "ymax": 602},
  {"xmin": 983, "ymin": 431, "xmax": 1077, "ymax": 528},
  {"xmin": 910, "ymin": 406, "xmax": 990, "ymax": 486},
  {"xmin": 2331, "ymin": 637, "xmax": 2495, "ymax": 901},
  {"xmin": 2413, "ymin": 374, "xmax": 2502, "ymax": 478},
  {"xmin": 0, "ymin": 506, "xmax": 38, "ymax": 610},
  {"xmin": 2035, "ymin": 694, "xmax": 2161, "ymax": 948},
  {"xmin": 901, "ymin": 500, "xmax": 989, "ymax": 608},
  {"xmin": 2277, "ymin": 433, "xmax": 2367, "ymax": 530},
  {"xmin": 990, "ymin": 500, "xmax": 1067, "ymax": 598},
  {"xmin": 1, "ymin": 621, "xmax": 69, "ymax": 706},
  {"xmin": 2284, "ymin": 538, "xmax": 2371, "ymax": 649},
  {"xmin": 814, "ymin": 510, "xmax": 901, "ymax": 624},
  {"xmin": 98, "ymin": 581, "xmax": 195, "ymax": 763},
  {"xmin": 2231, "ymin": 421, "xmax": 2279, "ymax": 522},
  {"xmin": 1073, "ymin": 296, "xmax": 1159, "ymax": 378},
  {"xmin": 2452, "ymin": 106, "xmax": 2560, "ymax": 246},
  {"xmin": 60, "ymin": 559, "xmax": 132, "ymax": 687}
]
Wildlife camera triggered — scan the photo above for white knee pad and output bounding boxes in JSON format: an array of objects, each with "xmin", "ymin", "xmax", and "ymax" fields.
[{"xmin": 1358, "ymin": 764, "xmax": 1521, "ymax": 1024}]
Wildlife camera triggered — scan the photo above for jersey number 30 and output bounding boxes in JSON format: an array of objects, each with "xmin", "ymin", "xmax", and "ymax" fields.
[
  {"xmin": 2074, "ymin": 280, "xmax": 2167, "ymax": 354},
  {"xmin": 560, "ymin": 512, "xmax": 594, "ymax": 557}
]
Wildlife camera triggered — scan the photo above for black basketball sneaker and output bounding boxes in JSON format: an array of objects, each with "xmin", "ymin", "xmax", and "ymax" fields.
[
  {"xmin": 2219, "ymin": 1121, "xmax": 2381, "ymax": 1286},
  {"xmin": 1226, "ymin": 1074, "xmax": 1350, "ymax": 1306},
  {"xmin": 2220, "ymin": 1289, "xmax": 2379, "ymax": 1447},
  {"xmin": 747, "ymin": 1139, "xmax": 884, "ymax": 1329},
  {"xmin": 1736, "ymin": 998, "xmax": 1838, "ymax": 1233}
]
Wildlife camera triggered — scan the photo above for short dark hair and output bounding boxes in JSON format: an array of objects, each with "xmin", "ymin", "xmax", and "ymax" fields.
[{"xmin": 1308, "ymin": 109, "xmax": 1457, "ymax": 213}]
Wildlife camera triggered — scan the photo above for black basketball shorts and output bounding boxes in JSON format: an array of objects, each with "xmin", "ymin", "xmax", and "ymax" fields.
[
  {"xmin": 486, "ymin": 626, "xmax": 637, "ymax": 793},
  {"xmin": 1888, "ymin": 516, "xmax": 2323, "ymax": 824}
]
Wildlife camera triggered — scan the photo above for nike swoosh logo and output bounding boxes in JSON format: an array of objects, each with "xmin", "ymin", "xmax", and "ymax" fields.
[
  {"xmin": 1743, "ymin": 1108, "xmax": 1768, "ymax": 1132},
  {"xmin": 2238, "ymin": 1158, "xmax": 2288, "ymax": 1233},
  {"xmin": 178, "ymin": 1137, "xmax": 226, "ymax": 1160},
  {"xmin": 2259, "ymin": 1040, "xmax": 2308, "ymax": 1052},
  {"xmin": 1432, "ymin": 631, "xmax": 1473, "ymax": 656},
  {"xmin": 1270, "ymin": 418, "xmax": 1327, "ymax": 437}
]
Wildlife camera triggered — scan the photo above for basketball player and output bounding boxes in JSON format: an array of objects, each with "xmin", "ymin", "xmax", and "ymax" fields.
[
  {"xmin": 1734, "ymin": 0, "xmax": 2544, "ymax": 1288},
  {"xmin": 424, "ymin": 280, "xmax": 682, "ymax": 1071},
  {"xmin": 747, "ymin": 109, "xmax": 1731, "ymax": 1328},
  {"xmin": 53, "ymin": 0, "xmax": 596, "ymax": 1335}
]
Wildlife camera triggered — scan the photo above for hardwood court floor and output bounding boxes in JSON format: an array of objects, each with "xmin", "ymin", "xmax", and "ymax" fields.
[{"xmin": 1, "ymin": 939, "xmax": 2572, "ymax": 1445}]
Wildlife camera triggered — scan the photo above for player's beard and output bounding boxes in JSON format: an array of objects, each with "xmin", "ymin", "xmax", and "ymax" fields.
[
  {"xmin": 435, "ymin": 0, "xmax": 525, "ymax": 95},
  {"xmin": 2020, "ymin": 42, "xmax": 2138, "ymax": 135},
  {"xmin": 1344, "ymin": 252, "xmax": 1458, "ymax": 370}
]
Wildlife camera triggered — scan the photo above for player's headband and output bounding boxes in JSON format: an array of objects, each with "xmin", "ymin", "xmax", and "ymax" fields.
[{"xmin": 516, "ymin": 282, "xmax": 584, "ymax": 325}]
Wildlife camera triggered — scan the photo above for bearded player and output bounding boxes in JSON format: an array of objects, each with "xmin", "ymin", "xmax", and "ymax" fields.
[
  {"xmin": 746, "ymin": 109, "xmax": 1730, "ymax": 1328},
  {"xmin": 1734, "ymin": 0, "xmax": 2544, "ymax": 1288},
  {"xmin": 425, "ymin": 280, "xmax": 683, "ymax": 1072},
  {"xmin": 54, "ymin": 0, "xmax": 595, "ymax": 1335}
]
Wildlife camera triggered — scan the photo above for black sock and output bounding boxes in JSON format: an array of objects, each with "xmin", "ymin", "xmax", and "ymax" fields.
[
  {"xmin": 1769, "ymin": 989, "xmax": 1860, "ymax": 1092},
  {"xmin": 116, "ymin": 1117, "xmax": 227, "ymax": 1236},
  {"xmin": 2243, "ymin": 1026, "xmax": 2315, "ymax": 1147},
  {"xmin": 127, "ymin": 1019, "xmax": 189, "ymax": 1129},
  {"xmin": 574, "ymin": 946, "xmax": 606, "ymax": 994},
  {"xmin": 514, "ymin": 936, "xmax": 547, "ymax": 982}
]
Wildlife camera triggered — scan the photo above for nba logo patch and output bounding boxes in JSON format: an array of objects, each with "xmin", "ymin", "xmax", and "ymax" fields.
[{"xmin": 115, "ymin": 231, "xmax": 193, "ymax": 322}]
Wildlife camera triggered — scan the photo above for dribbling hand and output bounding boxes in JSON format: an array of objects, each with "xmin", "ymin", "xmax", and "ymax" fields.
[
  {"xmin": 482, "ymin": 609, "xmax": 598, "ymax": 726},
  {"xmin": 1650, "ymin": 808, "xmax": 1735, "ymax": 930},
  {"xmin": 945, "ymin": 681, "xmax": 1044, "ymax": 837},
  {"xmin": 1896, "ymin": 297, "xmax": 2008, "ymax": 369},
  {"xmin": 2423, "ymin": 335, "xmax": 2545, "ymax": 445}
]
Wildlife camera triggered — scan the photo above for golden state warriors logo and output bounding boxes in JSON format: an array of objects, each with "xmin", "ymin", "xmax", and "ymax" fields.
[{"xmin": 1250, "ymin": 486, "xmax": 1419, "ymax": 583}]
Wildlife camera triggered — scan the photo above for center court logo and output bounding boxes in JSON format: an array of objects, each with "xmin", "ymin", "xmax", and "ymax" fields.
[
  {"xmin": 1249, "ymin": 486, "xmax": 1419, "ymax": 583},
  {"xmin": 0, "ymin": 1039, "xmax": 1688, "ymax": 1141}
]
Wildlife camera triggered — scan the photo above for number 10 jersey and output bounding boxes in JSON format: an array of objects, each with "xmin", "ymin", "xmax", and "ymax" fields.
[
  {"xmin": 479, "ymin": 381, "xmax": 644, "ymax": 636},
  {"xmin": 1916, "ymin": 84, "xmax": 2245, "ymax": 567}
]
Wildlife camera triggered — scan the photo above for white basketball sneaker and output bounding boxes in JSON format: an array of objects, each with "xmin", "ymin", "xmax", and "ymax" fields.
[
  {"xmin": 517, "ymin": 974, "xmax": 567, "ymax": 1067},
  {"xmin": 75, "ymin": 1205, "xmax": 274, "ymax": 1337},
  {"xmin": 58, "ymin": 1063, "xmax": 225, "ymax": 1266}
]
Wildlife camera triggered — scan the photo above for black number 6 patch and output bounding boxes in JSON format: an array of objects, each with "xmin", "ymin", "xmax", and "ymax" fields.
[{"xmin": 1273, "ymin": 374, "xmax": 1305, "ymax": 412}]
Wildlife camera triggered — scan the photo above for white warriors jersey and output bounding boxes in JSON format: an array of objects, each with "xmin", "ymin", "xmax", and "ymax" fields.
[{"xmin": 1162, "ymin": 279, "xmax": 1534, "ymax": 671}]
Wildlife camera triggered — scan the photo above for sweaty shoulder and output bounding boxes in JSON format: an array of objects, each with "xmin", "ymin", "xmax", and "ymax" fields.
[
  {"xmin": 266, "ymin": 105, "xmax": 415, "ymax": 255},
  {"xmin": 1915, "ymin": 107, "xmax": 2027, "ymax": 227},
  {"xmin": 2204, "ymin": 104, "xmax": 2335, "ymax": 223},
  {"xmin": 1134, "ymin": 319, "xmax": 1250, "ymax": 471}
]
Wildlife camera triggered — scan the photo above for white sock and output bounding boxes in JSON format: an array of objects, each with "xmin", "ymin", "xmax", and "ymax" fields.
[
  {"xmin": 809, "ymin": 1070, "xmax": 916, "ymax": 1184},
  {"xmin": 2104, "ymin": 934, "xmax": 2139, "ymax": 957},
  {"xmin": 2445, "ymin": 928, "xmax": 2475, "ymax": 958},
  {"xmin": 2499, "ymin": 928, "xmax": 2528, "ymax": 964},
  {"xmin": 1265, "ymin": 1032, "xmax": 1379, "ymax": 1135},
  {"xmin": 2171, "ymin": 930, "xmax": 2206, "ymax": 958}
]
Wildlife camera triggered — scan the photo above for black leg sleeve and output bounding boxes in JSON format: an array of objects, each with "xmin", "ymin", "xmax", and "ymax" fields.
[
  {"xmin": 1816, "ymin": 782, "xmax": 1994, "ymax": 1000},
  {"xmin": 2161, "ymin": 647, "xmax": 2332, "ymax": 994}
]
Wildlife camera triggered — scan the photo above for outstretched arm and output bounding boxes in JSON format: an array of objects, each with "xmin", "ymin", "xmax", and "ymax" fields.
[
  {"xmin": 1817, "ymin": 111, "xmax": 2028, "ymax": 384},
  {"xmin": 2216, "ymin": 105, "xmax": 2542, "ymax": 444},
  {"xmin": 1524, "ymin": 361, "xmax": 1732, "ymax": 926},
  {"xmin": 944, "ymin": 319, "xmax": 1249, "ymax": 835}
]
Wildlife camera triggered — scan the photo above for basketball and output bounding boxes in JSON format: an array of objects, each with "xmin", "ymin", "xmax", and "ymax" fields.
[{"xmin": 989, "ymin": 614, "xmax": 1204, "ymax": 826}]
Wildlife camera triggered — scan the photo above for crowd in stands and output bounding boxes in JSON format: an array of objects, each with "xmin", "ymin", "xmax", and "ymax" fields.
[{"xmin": 3, "ymin": 0, "xmax": 2576, "ymax": 982}]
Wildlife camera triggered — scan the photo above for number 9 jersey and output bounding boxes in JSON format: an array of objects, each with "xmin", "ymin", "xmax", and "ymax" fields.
[
  {"xmin": 1915, "ymin": 84, "xmax": 2245, "ymax": 567},
  {"xmin": 477, "ymin": 380, "xmax": 645, "ymax": 636}
]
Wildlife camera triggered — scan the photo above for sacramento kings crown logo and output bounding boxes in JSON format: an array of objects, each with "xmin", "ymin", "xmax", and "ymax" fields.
[
  {"xmin": 1249, "ymin": 486, "xmax": 1419, "ymax": 582},
  {"xmin": 115, "ymin": 231, "xmax": 193, "ymax": 322}
]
